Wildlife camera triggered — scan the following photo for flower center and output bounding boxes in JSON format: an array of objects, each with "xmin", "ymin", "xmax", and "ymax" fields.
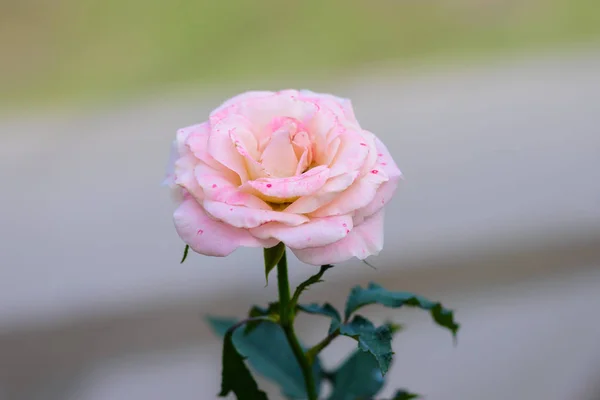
[{"xmin": 258, "ymin": 117, "xmax": 314, "ymax": 178}]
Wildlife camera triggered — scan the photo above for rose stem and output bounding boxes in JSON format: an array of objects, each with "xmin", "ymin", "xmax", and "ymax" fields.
[{"xmin": 276, "ymin": 248, "xmax": 318, "ymax": 400}]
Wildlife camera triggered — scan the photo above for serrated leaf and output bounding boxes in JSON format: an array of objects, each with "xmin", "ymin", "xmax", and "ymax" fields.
[
  {"xmin": 180, "ymin": 244, "xmax": 189, "ymax": 263},
  {"xmin": 327, "ymin": 350, "xmax": 384, "ymax": 400},
  {"xmin": 290, "ymin": 264, "xmax": 334, "ymax": 308},
  {"xmin": 391, "ymin": 389, "xmax": 421, "ymax": 399},
  {"xmin": 298, "ymin": 303, "xmax": 341, "ymax": 334},
  {"xmin": 207, "ymin": 316, "xmax": 322, "ymax": 399},
  {"xmin": 327, "ymin": 322, "xmax": 403, "ymax": 400},
  {"xmin": 345, "ymin": 282, "xmax": 460, "ymax": 338},
  {"xmin": 219, "ymin": 325, "xmax": 269, "ymax": 399},
  {"xmin": 340, "ymin": 315, "xmax": 393, "ymax": 375},
  {"xmin": 264, "ymin": 243, "xmax": 285, "ymax": 285}
]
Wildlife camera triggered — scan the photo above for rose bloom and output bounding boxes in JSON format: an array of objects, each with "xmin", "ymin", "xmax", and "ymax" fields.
[{"xmin": 165, "ymin": 90, "xmax": 401, "ymax": 265}]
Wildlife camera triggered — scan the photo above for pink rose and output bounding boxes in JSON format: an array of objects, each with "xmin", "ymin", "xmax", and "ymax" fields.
[{"xmin": 165, "ymin": 90, "xmax": 401, "ymax": 265}]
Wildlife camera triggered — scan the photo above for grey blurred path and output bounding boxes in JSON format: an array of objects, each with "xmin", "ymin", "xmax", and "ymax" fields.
[{"xmin": 1, "ymin": 50, "xmax": 600, "ymax": 399}]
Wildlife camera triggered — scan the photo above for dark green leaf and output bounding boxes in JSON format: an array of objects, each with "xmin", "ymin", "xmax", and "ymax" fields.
[
  {"xmin": 180, "ymin": 244, "xmax": 189, "ymax": 263},
  {"xmin": 345, "ymin": 282, "xmax": 460, "ymax": 338},
  {"xmin": 297, "ymin": 303, "xmax": 340, "ymax": 322},
  {"xmin": 207, "ymin": 317, "xmax": 322, "ymax": 399},
  {"xmin": 264, "ymin": 243, "xmax": 285, "ymax": 285},
  {"xmin": 391, "ymin": 389, "xmax": 421, "ymax": 399},
  {"xmin": 340, "ymin": 316, "xmax": 394, "ymax": 375},
  {"xmin": 219, "ymin": 325, "xmax": 269, "ymax": 399},
  {"xmin": 290, "ymin": 264, "xmax": 334, "ymax": 308},
  {"xmin": 298, "ymin": 303, "xmax": 341, "ymax": 334},
  {"xmin": 327, "ymin": 322, "xmax": 404, "ymax": 400},
  {"xmin": 245, "ymin": 303, "xmax": 280, "ymax": 335},
  {"xmin": 327, "ymin": 350, "xmax": 384, "ymax": 400}
]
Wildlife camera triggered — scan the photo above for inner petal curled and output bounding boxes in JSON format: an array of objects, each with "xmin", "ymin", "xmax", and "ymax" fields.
[
  {"xmin": 242, "ymin": 165, "xmax": 330, "ymax": 204},
  {"xmin": 260, "ymin": 127, "xmax": 298, "ymax": 178}
]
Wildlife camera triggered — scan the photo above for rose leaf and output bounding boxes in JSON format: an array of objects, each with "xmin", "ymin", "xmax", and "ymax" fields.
[{"xmin": 345, "ymin": 282, "xmax": 459, "ymax": 339}]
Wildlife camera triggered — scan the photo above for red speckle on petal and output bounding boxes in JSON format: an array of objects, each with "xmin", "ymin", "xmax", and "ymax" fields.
[
  {"xmin": 346, "ymin": 229, "xmax": 350, "ymax": 234},
  {"xmin": 381, "ymin": 162, "xmax": 387, "ymax": 166},
  {"xmin": 212, "ymin": 184, "xmax": 217, "ymax": 188},
  {"xmin": 360, "ymin": 142, "xmax": 367, "ymax": 146},
  {"xmin": 342, "ymin": 223, "xmax": 347, "ymax": 227},
  {"xmin": 371, "ymin": 169, "xmax": 379, "ymax": 174},
  {"xmin": 378, "ymin": 153, "xmax": 383, "ymax": 157},
  {"xmin": 266, "ymin": 184, "xmax": 272, "ymax": 188},
  {"xmin": 197, "ymin": 229, "xmax": 204, "ymax": 235},
  {"xmin": 229, "ymin": 208, "xmax": 233, "ymax": 211}
]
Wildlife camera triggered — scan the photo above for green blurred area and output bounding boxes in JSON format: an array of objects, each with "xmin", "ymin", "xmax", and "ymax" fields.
[{"xmin": 2, "ymin": 0, "xmax": 599, "ymax": 108}]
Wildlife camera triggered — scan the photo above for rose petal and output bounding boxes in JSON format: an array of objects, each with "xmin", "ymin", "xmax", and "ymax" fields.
[
  {"xmin": 295, "ymin": 148, "xmax": 310, "ymax": 176},
  {"xmin": 260, "ymin": 128, "xmax": 298, "ymax": 178},
  {"xmin": 174, "ymin": 154, "xmax": 204, "ymax": 201},
  {"xmin": 203, "ymin": 200, "xmax": 308, "ymax": 229},
  {"xmin": 195, "ymin": 164, "xmax": 271, "ymax": 210},
  {"xmin": 284, "ymin": 170, "xmax": 359, "ymax": 214},
  {"xmin": 323, "ymin": 136, "xmax": 341, "ymax": 167},
  {"xmin": 174, "ymin": 198, "xmax": 276, "ymax": 257},
  {"xmin": 292, "ymin": 210, "xmax": 385, "ymax": 265},
  {"xmin": 308, "ymin": 107, "xmax": 339, "ymax": 163},
  {"xmin": 163, "ymin": 139, "xmax": 178, "ymax": 187},
  {"xmin": 183, "ymin": 123, "xmax": 222, "ymax": 170},
  {"xmin": 208, "ymin": 116, "xmax": 253, "ymax": 183},
  {"xmin": 250, "ymin": 215, "xmax": 353, "ymax": 249},
  {"xmin": 310, "ymin": 167, "xmax": 388, "ymax": 218},
  {"xmin": 210, "ymin": 91, "xmax": 275, "ymax": 120},
  {"xmin": 292, "ymin": 131, "xmax": 311, "ymax": 158},
  {"xmin": 299, "ymin": 90, "xmax": 360, "ymax": 129},
  {"xmin": 356, "ymin": 137, "xmax": 403, "ymax": 219},
  {"xmin": 328, "ymin": 130, "xmax": 370, "ymax": 177},
  {"xmin": 229, "ymin": 128, "xmax": 270, "ymax": 180},
  {"xmin": 234, "ymin": 91, "xmax": 319, "ymax": 140},
  {"xmin": 243, "ymin": 166, "xmax": 330, "ymax": 202},
  {"xmin": 163, "ymin": 140, "xmax": 186, "ymax": 202}
]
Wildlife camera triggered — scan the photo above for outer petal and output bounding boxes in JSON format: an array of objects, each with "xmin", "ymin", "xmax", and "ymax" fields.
[
  {"xmin": 183, "ymin": 122, "xmax": 222, "ymax": 170},
  {"xmin": 356, "ymin": 137, "xmax": 403, "ymax": 219},
  {"xmin": 298, "ymin": 90, "xmax": 360, "ymax": 129},
  {"xmin": 208, "ymin": 115, "xmax": 253, "ymax": 183},
  {"xmin": 174, "ymin": 198, "xmax": 276, "ymax": 257},
  {"xmin": 203, "ymin": 200, "xmax": 308, "ymax": 229},
  {"xmin": 292, "ymin": 210, "xmax": 385, "ymax": 265},
  {"xmin": 174, "ymin": 154, "xmax": 204, "ymax": 201},
  {"xmin": 328, "ymin": 130, "xmax": 370, "ymax": 177},
  {"xmin": 211, "ymin": 91, "xmax": 275, "ymax": 120},
  {"xmin": 163, "ymin": 140, "xmax": 185, "ymax": 203},
  {"xmin": 195, "ymin": 164, "xmax": 271, "ymax": 210},
  {"xmin": 310, "ymin": 167, "xmax": 388, "ymax": 218},
  {"xmin": 163, "ymin": 139, "xmax": 178, "ymax": 187},
  {"xmin": 250, "ymin": 215, "xmax": 353, "ymax": 250}
]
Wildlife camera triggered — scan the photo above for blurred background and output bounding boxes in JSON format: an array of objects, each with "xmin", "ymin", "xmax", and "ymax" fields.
[{"xmin": 1, "ymin": 0, "xmax": 600, "ymax": 399}]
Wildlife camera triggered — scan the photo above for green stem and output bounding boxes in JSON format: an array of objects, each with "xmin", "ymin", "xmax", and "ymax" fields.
[
  {"xmin": 306, "ymin": 328, "xmax": 340, "ymax": 365},
  {"xmin": 276, "ymin": 249, "xmax": 318, "ymax": 400}
]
